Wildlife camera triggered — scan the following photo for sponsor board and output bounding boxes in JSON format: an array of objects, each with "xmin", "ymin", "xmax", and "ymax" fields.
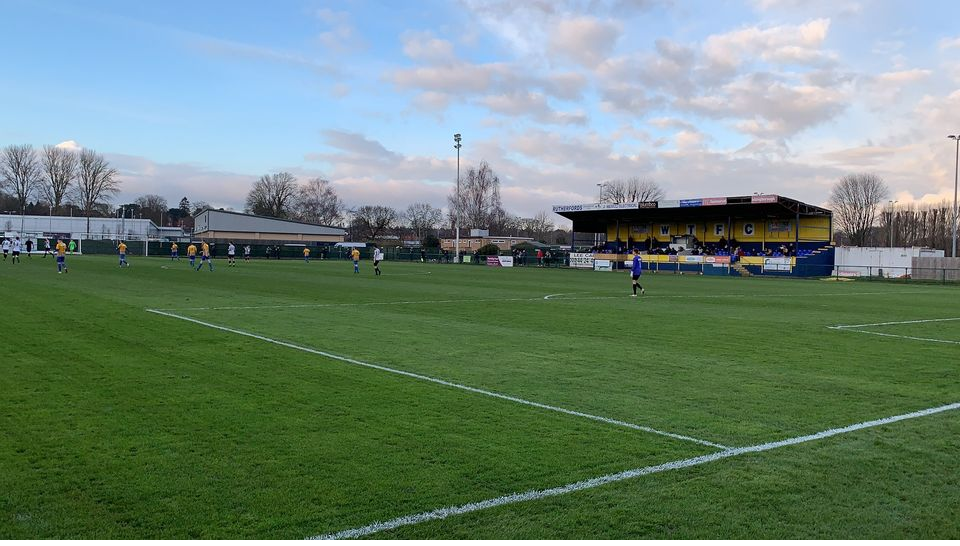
[
  {"xmin": 552, "ymin": 203, "xmax": 640, "ymax": 213},
  {"xmin": 637, "ymin": 201, "xmax": 658, "ymax": 209},
  {"xmin": 683, "ymin": 255, "xmax": 703, "ymax": 263},
  {"xmin": 593, "ymin": 259, "xmax": 613, "ymax": 272},
  {"xmin": 703, "ymin": 197, "xmax": 727, "ymax": 206},
  {"xmin": 486, "ymin": 256, "xmax": 514, "ymax": 267},
  {"xmin": 659, "ymin": 199, "xmax": 680, "ymax": 208},
  {"xmin": 704, "ymin": 256, "xmax": 731, "ymax": 264},
  {"xmin": 569, "ymin": 252, "xmax": 595, "ymax": 269},
  {"xmin": 751, "ymin": 194, "xmax": 778, "ymax": 204},
  {"xmin": 769, "ymin": 221, "xmax": 791, "ymax": 233},
  {"xmin": 763, "ymin": 257, "xmax": 792, "ymax": 271},
  {"xmin": 680, "ymin": 199, "xmax": 703, "ymax": 207}
]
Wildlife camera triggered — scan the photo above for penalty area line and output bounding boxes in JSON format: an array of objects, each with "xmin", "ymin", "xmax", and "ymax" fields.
[
  {"xmin": 145, "ymin": 308, "xmax": 728, "ymax": 450},
  {"xmin": 312, "ymin": 401, "xmax": 960, "ymax": 540}
]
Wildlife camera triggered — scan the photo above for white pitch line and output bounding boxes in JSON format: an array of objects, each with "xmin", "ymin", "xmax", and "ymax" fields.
[
  {"xmin": 145, "ymin": 308, "xmax": 728, "ymax": 449},
  {"xmin": 382, "ymin": 271, "xmax": 433, "ymax": 277},
  {"xmin": 543, "ymin": 293, "xmax": 582, "ymax": 300},
  {"xmin": 828, "ymin": 328, "xmax": 960, "ymax": 345},
  {"xmin": 158, "ymin": 290, "xmax": 933, "ymax": 312},
  {"xmin": 312, "ymin": 401, "xmax": 960, "ymax": 540},
  {"xmin": 830, "ymin": 317, "xmax": 960, "ymax": 329}
]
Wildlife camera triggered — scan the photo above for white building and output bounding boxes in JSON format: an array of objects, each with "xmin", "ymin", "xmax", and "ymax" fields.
[
  {"xmin": 834, "ymin": 246, "xmax": 945, "ymax": 278},
  {"xmin": 0, "ymin": 213, "xmax": 172, "ymax": 240},
  {"xmin": 192, "ymin": 209, "xmax": 346, "ymax": 243}
]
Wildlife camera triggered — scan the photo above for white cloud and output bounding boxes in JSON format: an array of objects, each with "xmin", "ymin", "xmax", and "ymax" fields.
[
  {"xmin": 877, "ymin": 69, "xmax": 932, "ymax": 84},
  {"xmin": 401, "ymin": 31, "xmax": 457, "ymax": 64},
  {"xmin": 547, "ymin": 16, "xmax": 622, "ymax": 68},
  {"xmin": 480, "ymin": 92, "xmax": 588, "ymax": 125},
  {"xmin": 679, "ymin": 73, "xmax": 849, "ymax": 138},
  {"xmin": 938, "ymin": 36, "xmax": 960, "ymax": 50},
  {"xmin": 55, "ymin": 140, "xmax": 81, "ymax": 151},
  {"xmin": 703, "ymin": 18, "xmax": 833, "ymax": 69}
]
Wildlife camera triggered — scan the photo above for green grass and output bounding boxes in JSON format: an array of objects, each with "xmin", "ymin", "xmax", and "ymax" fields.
[{"xmin": 1, "ymin": 253, "xmax": 958, "ymax": 538}]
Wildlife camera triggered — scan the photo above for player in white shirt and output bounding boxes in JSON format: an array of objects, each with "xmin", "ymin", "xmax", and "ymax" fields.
[
  {"xmin": 1, "ymin": 238, "xmax": 9, "ymax": 260},
  {"xmin": 227, "ymin": 242, "xmax": 237, "ymax": 267},
  {"xmin": 373, "ymin": 246, "xmax": 384, "ymax": 276},
  {"xmin": 11, "ymin": 237, "xmax": 22, "ymax": 264}
]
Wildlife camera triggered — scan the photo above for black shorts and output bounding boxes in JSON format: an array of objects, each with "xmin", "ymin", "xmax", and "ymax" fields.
[
  {"xmin": 12, "ymin": 251, "xmax": 20, "ymax": 256},
  {"xmin": 374, "ymin": 260, "xmax": 381, "ymax": 266},
  {"xmin": 631, "ymin": 274, "xmax": 641, "ymax": 281}
]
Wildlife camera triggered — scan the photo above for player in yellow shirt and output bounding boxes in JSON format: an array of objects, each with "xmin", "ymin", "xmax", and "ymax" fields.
[
  {"xmin": 303, "ymin": 247, "xmax": 310, "ymax": 263},
  {"xmin": 55, "ymin": 239, "xmax": 68, "ymax": 273},
  {"xmin": 170, "ymin": 242, "xmax": 180, "ymax": 261},
  {"xmin": 351, "ymin": 247, "xmax": 360, "ymax": 273},
  {"xmin": 117, "ymin": 241, "xmax": 129, "ymax": 267},
  {"xmin": 196, "ymin": 241, "xmax": 213, "ymax": 271},
  {"xmin": 187, "ymin": 243, "xmax": 198, "ymax": 268}
]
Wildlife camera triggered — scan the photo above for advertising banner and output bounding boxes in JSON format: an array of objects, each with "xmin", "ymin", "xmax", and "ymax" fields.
[
  {"xmin": 552, "ymin": 203, "xmax": 641, "ymax": 213},
  {"xmin": 751, "ymin": 194, "xmax": 778, "ymax": 204},
  {"xmin": 659, "ymin": 199, "xmax": 680, "ymax": 208},
  {"xmin": 763, "ymin": 257, "xmax": 792, "ymax": 271},
  {"xmin": 680, "ymin": 199, "xmax": 703, "ymax": 207},
  {"xmin": 569, "ymin": 252, "xmax": 595, "ymax": 269},
  {"xmin": 486, "ymin": 256, "xmax": 515, "ymax": 267},
  {"xmin": 704, "ymin": 256, "xmax": 731, "ymax": 264},
  {"xmin": 703, "ymin": 197, "xmax": 727, "ymax": 206},
  {"xmin": 683, "ymin": 255, "xmax": 703, "ymax": 263},
  {"xmin": 637, "ymin": 201, "xmax": 658, "ymax": 209},
  {"xmin": 769, "ymin": 221, "xmax": 791, "ymax": 232},
  {"xmin": 593, "ymin": 259, "xmax": 613, "ymax": 272}
]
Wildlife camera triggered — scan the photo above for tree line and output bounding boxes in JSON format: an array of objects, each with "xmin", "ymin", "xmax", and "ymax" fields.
[
  {"xmin": 830, "ymin": 173, "xmax": 958, "ymax": 251},
  {"xmin": 0, "ymin": 144, "xmax": 121, "ymax": 235},
  {"xmin": 243, "ymin": 160, "xmax": 568, "ymax": 244}
]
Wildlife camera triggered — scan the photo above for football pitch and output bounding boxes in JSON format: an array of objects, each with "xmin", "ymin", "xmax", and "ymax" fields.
[{"xmin": 2, "ymin": 254, "xmax": 959, "ymax": 539}]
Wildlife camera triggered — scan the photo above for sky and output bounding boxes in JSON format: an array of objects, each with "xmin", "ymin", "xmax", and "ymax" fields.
[{"xmin": 3, "ymin": 0, "xmax": 960, "ymax": 226}]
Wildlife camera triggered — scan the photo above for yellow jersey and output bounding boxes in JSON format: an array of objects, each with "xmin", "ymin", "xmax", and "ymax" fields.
[
  {"xmin": 201, "ymin": 242, "xmax": 210, "ymax": 257},
  {"xmin": 351, "ymin": 249, "xmax": 360, "ymax": 261},
  {"xmin": 118, "ymin": 242, "xmax": 127, "ymax": 254},
  {"xmin": 304, "ymin": 248, "xmax": 310, "ymax": 256},
  {"xmin": 56, "ymin": 242, "xmax": 66, "ymax": 256},
  {"xmin": 187, "ymin": 244, "xmax": 197, "ymax": 256},
  {"xmin": 171, "ymin": 243, "xmax": 178, "ymax": 252}
]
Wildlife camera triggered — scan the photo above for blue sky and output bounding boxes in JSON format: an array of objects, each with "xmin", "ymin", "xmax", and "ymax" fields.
[{"xmin": 3, "ymin": 0, "xmax": 960, "ymax": 222}]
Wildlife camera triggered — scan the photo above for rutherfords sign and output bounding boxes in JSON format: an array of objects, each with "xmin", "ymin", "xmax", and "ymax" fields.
[{"xmin": 552, "ymin": 202, "xmax": 653, "ymax": 213}]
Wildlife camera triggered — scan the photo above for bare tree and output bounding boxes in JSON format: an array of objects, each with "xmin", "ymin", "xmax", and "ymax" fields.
[
  {"xmin": 0, "ymin": 144, "xmax": 42, "ymax": 213},
  {"xmin": 74, "ymin": 149, "xmax": 120, "ymax": 236},
  {"xmin": 879, "ymin": 200, "xmax": 954, "ymax": 251},
  {"xmin": 523, "ymin": 210, "xmax": 555, "ymax": 242},
  {"xmin": 351, "ymin": 205, "xmax": 399, "ymax": 240},
  {"xmin": 192, "ymin": 201, "xmax": 210, "ymax": 215},
  {"xmin": 447, "ymin": 160, "xmax": 503, "ymax": 231},
  {"xmin": 405, "ymin": 202, "xmax": 443, "ymax": 240},
  {"xmin": 40, "ymin": 145, "xmax": 77, "ymax": 214},
  {"xmin": 245, "ymin": 172, "xmax": 299, "ymax": 218},
  {"xmin": 294, "ymin": 178, "xmax": 344, "ymax": 225},
  {"xmin": 830, "ymin": 173, "xmax": 890, "ymax": 246},
  {"xmin": 135, "ymin": 194, "xmax": 169, "ymax": 225},
  {"xmin": 601, "ymin": 177, "xmax": 665, "ymax": 203}
]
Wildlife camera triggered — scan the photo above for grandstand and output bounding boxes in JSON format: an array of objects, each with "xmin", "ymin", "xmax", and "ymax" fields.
[{"xmin": 553, "ymin": 194, "xmax": 835, "ymax": 276}]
